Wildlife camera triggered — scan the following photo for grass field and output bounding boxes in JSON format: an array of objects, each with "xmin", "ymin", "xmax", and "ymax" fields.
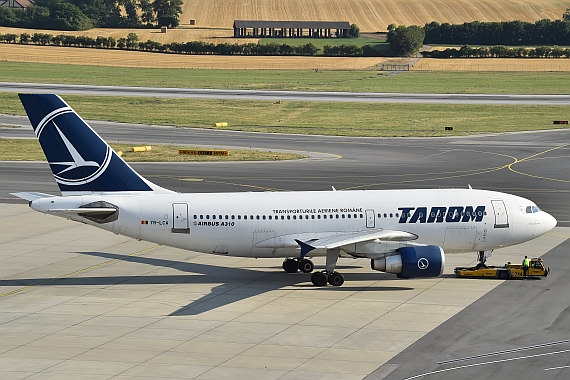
[
  {"xmin": 1, "ymin": 93, "xmax": 567, "ymax": 137},
  {"xmin": 180, "ymin": 0, "xmax": 570, "ymax": 30},
  {"xmin": 0, "ymin": 139, "xmax": 304, "ymax": 161},
  {"xmin": 1, "ymin": 61, "xmax": 569, "ymax": 94}
]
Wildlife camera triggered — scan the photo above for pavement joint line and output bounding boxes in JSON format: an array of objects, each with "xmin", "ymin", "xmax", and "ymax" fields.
[{"xmin": 0, "ymin": 245, "xmax": 162, "ymax": 299}]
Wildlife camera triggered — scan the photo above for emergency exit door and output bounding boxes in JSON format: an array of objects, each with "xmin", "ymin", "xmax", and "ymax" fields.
[
  {"xmin": 172, "ymin": 203, "xmax": 190, "ymax": 233},
  {"xmin": 365, "ymin": 209, "xmax": 375, "ymax": 228},
  {"xmin": 491, "ymin": 200, "xmax": 509, "ymax": 228}
]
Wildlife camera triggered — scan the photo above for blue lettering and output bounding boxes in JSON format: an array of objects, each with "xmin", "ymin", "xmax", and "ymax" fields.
[
  {"xmin": 462, "ymin": 206, "xmax": 485, "ymax": 222},
  {"xmin": 446, "ymin": 206, "xmax": 463, "ymax": 222},
  {"xmin": 409, "ymin": 207, "xmax": 428, "ymax": 223},
  {"xmin": 398, "ymin": 207, "xmax": 415, "ymax": 223},
  {"xmin": 427, "ymin": 207, "xmax": 446, "ymax": 223}
]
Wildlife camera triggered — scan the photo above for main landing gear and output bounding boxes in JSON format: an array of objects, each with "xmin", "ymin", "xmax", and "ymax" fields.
[
  {"xmin": 282, "ymin": 258, "xmax": 314, "ymax": 273},
  {"xmin": 310, "ymin": 271, "xmax": 344, "ymax": 287},
  {"xmin": 282, "ymin": 248, "xmax": 344, "ymax": 287}
]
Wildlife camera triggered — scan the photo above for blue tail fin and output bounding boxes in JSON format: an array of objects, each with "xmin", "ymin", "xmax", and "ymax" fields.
[{"xmin": 19, "ymin": 94, "xmax": 169, "ymax": 194}]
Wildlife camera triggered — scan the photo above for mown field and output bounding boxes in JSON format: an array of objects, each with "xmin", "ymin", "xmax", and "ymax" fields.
[
  {"xmin": 1, "ymin": 61, "xmax": 569, "ymax": 94},
  {"xmin": 180, "ymin": 0, "xmax": 570, "ymax": 30},
  {"xmin": 0, "ymin": 139, "xmax": 304, "ymax": 161},
  {"xmin": 1, "ymin": 93, "xmax": 567, "ymax": 137}
]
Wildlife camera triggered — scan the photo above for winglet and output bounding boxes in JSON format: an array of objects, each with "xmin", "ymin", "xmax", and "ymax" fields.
[{"xmin": 295, "ymin": 239, "xmax": 316, "ymax": 259}]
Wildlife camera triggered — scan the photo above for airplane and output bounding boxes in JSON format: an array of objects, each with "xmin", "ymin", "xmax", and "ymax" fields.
[{"xmin": 13, "ymin": 94, "xmax": 557, "ymax": 287}]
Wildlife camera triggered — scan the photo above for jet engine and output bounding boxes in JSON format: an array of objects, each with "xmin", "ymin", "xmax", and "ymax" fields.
[{"xmin": 371, "ymin": 245, "xmax": 445, "ymax": 278}]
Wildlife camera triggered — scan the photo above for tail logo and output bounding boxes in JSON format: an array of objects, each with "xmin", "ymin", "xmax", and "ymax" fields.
[{"xmin": 37, "ymin": 107, "xmax": 113, "ymax": 186}]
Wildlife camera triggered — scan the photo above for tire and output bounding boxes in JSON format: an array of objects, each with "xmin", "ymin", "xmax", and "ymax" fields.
[
  {"xmin": 328, "ymin": 271, "xmax": 344, "ymax": 286},
  {"xmin": 282, "ymin": 259, "xmax": 299, "ymax": 273},
  {"xmin": 311, "ymin": 271, "xmax": 328, "ymax": 286},
  {"xmin": 298, "ymin": 259, "xmax": 314, "ymax": 273}
]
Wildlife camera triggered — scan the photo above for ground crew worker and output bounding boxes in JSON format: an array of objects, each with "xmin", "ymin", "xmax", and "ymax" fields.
[{"xmin": 523, "ymin": 256, "xmax": 530, "ymax": 277}]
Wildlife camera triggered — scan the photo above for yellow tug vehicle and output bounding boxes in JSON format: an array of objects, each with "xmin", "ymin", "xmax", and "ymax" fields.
[{"xmin": 454, "ymin": 258, "xmax": 549, "ymax": 279}]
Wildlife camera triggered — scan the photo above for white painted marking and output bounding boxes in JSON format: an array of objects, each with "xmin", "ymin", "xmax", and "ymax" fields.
[
  {"xmin": 545, "ymin": 365, "xmax": 570, "ymax": 371},
  {"xmin": 405, "ymin": 348, "xmax": 570, "ymax": 380},
  {"xmin": 437, "ymin": 339, "xmax": 570, "ymax": 365}
]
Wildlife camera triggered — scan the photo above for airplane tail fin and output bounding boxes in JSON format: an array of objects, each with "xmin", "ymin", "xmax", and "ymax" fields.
[{"xmin": 19, "ymin": 93, "xmax": 171, "ymax": 195}]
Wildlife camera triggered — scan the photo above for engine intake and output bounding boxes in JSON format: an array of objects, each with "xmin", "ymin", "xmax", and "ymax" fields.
[{"xmin": 371, "ymin": 245, "xmax": 445, "ymax": 278}]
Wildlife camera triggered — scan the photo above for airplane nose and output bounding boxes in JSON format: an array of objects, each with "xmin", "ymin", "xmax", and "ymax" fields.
[{"xmin": 545, "ymin": 212, "xmax": 557, "ymax": 232}]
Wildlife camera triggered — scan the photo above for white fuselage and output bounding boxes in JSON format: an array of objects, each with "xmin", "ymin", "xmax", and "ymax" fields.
[{"xmin": 31, "ymin": 188, "xmax": 557, "ymax": 260}]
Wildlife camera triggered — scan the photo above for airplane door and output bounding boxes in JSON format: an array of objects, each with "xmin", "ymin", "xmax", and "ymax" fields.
[
  {"xmin": 365, "ymin": 209, "xmax": 375, "ymax": 228},
  {"xmin": 491, "ymin": 200, "xmax": 509, "ymax": 228},
  {"xmin": 172, "ymin": 203, "xmax": 190, "ymax": 233}
]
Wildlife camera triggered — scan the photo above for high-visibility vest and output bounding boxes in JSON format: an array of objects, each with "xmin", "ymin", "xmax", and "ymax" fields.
[{"xmin": 523, "ymin": 258, "xmax": 530, "ymax": 267}]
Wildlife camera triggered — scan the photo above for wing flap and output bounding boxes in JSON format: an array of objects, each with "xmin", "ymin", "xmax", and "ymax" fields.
[{"xmin": 311, "ymin": 229, "xmax": 418, "ymax": 250}]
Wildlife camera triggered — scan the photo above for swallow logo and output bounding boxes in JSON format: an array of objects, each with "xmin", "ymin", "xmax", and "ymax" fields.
[
  {"xmin": 37, "ymin": 107, "xmax": 112, "ymax": 186},
  {"xmin": 418, "ymin": 258, "xmax": 429, "ymax": 270},
  {"xmin": 49, "ymin": 123, "xmax": 100, "ymax": 175}
]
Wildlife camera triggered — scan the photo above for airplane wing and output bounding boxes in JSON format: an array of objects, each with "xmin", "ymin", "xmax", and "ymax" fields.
[
  {"xmin": 305, "ymin": 229, "xmax": 418, "ymax": 249},
  {"xmin": 294, "ymin": 229, "xmax": 418, "ymax": 258}
]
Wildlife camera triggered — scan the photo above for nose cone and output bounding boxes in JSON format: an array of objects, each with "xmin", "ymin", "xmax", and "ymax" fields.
[{"xmin": 545, "ymin": 212, "xmax": 557, "ymax": 231}]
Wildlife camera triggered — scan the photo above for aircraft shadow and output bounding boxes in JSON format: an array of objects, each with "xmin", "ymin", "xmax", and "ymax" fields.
[{"xmin": 0, "ymin": 250, "xmax": 413, "ymax": 316}]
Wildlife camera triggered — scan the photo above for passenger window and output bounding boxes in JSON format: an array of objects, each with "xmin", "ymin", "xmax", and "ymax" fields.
[
  {"xmin": 281, "ymin": 216, "xmax": 284, "ymax": 220},
  {"xmin": 268, "ymin": 215, "xmax": 272, "ymax": 220},
  {"xmin": 312, "ymin": 215, "xmax": 315, "ymax": 219},
  {"xmin": 232, "ymin": 215, "xmax": 235, "ymax": 220},
  {"xmin": 262, "ymin": 215, "xmax": 266, "ymax": 220},
  {"xmin": 193, "ymin": 215, "xmax": 197, "ymax": 219},
  {"xmin": 347, "ymin": 214, "xmax": 351, "ymax": 219},
  {"xmin": 390, "ymin": 213, "xmax": 393, "ymax": 218},
  {"xmin": 287, "ymin": 215, "xmax": 291, "ymax": 220},
  {"xmin": 317, "ymin": 215, "xmax": 321, "ymax": 219},
  {"xmin": 212, "ymin": 215, "xmax": 216, "ymax": 219},
  {"xmin": 238, "ymin": 215, "xmax": 241, "ymax": 220},
  {"xmin": 378, "ymin": 213, "xmax": 381, "ymax": 218},
  {"xmin": 200, "ymin": 215, "xmax": 203, "ymax": 219},
  {"xmin": 206, "ymin": 215, "xmax": 210, "ymax": 219}
]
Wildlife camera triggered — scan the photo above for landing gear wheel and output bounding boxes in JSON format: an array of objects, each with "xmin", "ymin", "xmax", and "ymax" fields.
[
  {"xmin": 311, "ymin": 271, "xmax": 328, "ymax": 286},
  {"xmin": 298, "ymin": 259, "xmax": 314, "ymax": 273},
  {"xmin": 282, "ymin": 258, "xmax": 299, "ymax": 273},
  {"xmin": 328, "ymin": 271, "xmax": 344, "ymax": 286}
]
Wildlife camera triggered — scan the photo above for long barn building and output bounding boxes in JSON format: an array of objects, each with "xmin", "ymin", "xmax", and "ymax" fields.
[{"xmin": 233, "ymin": 20, "xmax": 351, "ymax": 38}]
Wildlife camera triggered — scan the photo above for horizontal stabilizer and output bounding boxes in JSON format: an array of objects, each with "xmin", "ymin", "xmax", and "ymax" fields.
[
  {"xmin": 45, "ymin": 208, "xmax": 118, "ymax": 215},
  {"xmin": 11, "ymin": 192, "xmax": 55, "ymax": 201}
]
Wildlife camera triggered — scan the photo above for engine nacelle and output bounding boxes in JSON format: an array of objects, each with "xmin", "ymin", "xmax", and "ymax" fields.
[{"xmin": 371, "ymin": 245, "xmax": 445, "ymax": 278}]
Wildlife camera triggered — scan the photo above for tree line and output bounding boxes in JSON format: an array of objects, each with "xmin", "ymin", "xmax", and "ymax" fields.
[
  {"xmin": 423, "ymin": 45, "xmax": 570, "ymax": 58},
  {"xmin": 0, "ymin": 0, "xmax": 183, "ymax": 30},
  {"xmin": 0, "ymin": 31, "xmax": 393, "ymax": 56},
  {"xmin": 424, "ymin": 18, "xmax": 570, "ymax": 46}
]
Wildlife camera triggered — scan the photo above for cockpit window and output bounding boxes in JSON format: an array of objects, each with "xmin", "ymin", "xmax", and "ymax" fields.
[
  {"xmin": 526, "ymin": 206, "xmax": 532, "ymax": 213},
  {"xmin": 532, "ymin": 206, "xmax": 539, "ymax": 213}
]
